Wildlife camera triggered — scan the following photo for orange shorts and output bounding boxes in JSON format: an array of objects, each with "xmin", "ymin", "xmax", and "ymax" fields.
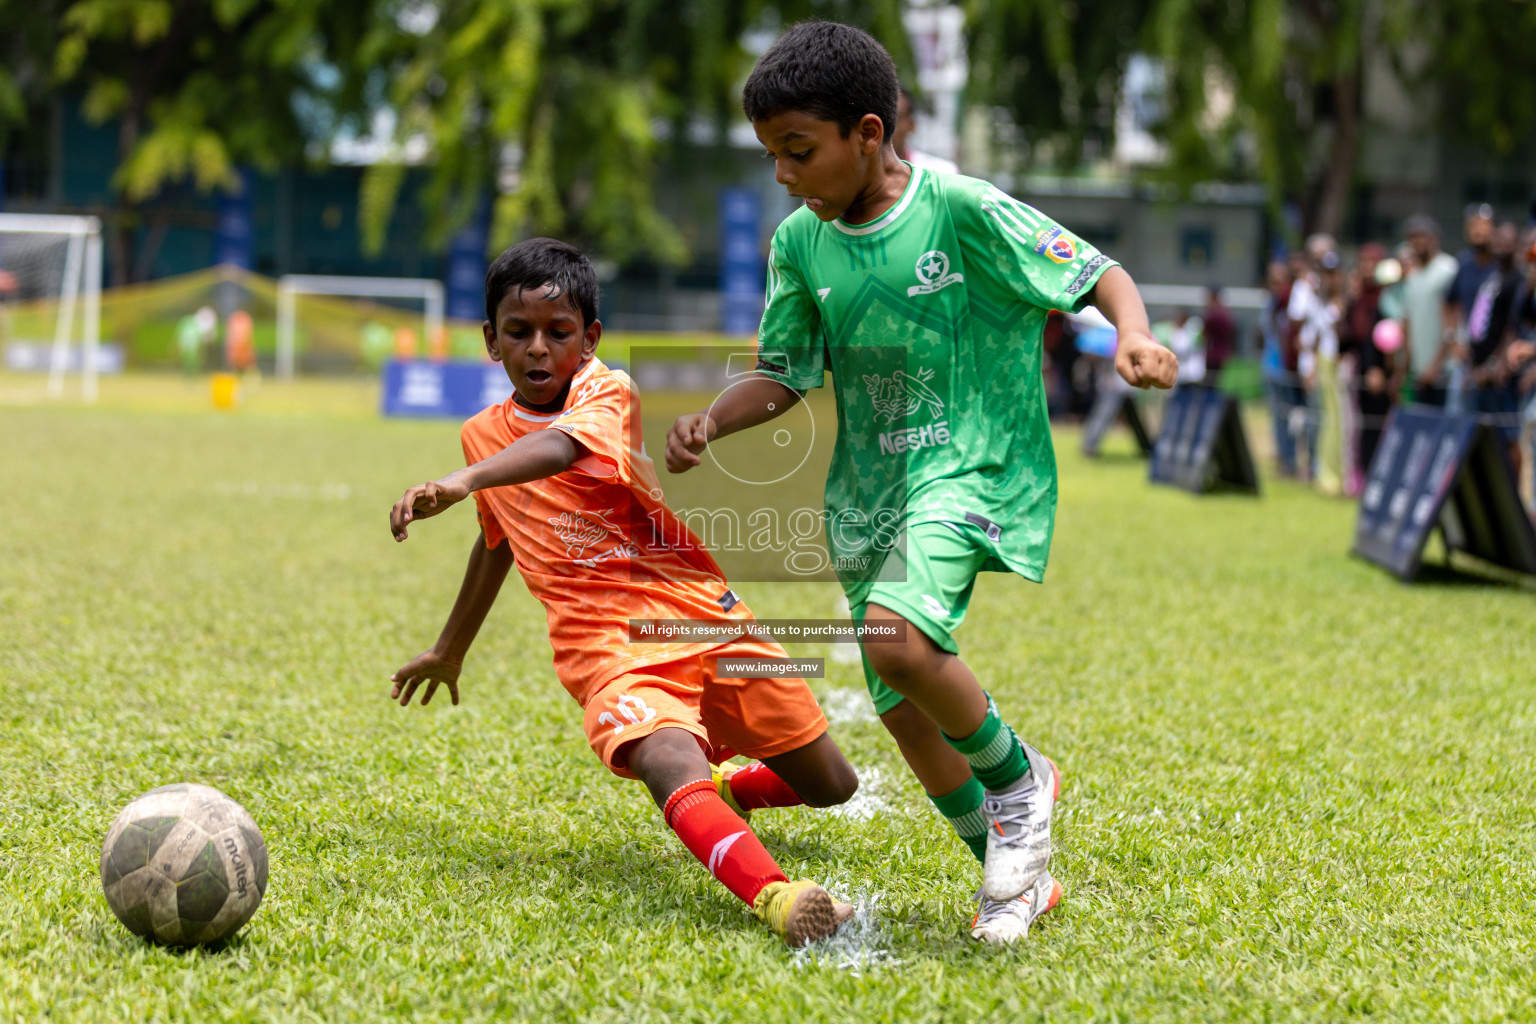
[{"xmin": 582, "ymin": 638, "xmax": 828, "ymax": 779}]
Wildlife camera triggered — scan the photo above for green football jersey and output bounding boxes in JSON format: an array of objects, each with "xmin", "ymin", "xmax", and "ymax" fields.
[{"xmin": 754, "ymin": 165, "xmax": 1117, "ymax": 597}]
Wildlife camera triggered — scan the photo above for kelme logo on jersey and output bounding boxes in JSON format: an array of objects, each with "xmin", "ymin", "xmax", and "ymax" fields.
[
  {"xmin": 907, "ymin": 250, "xmax": 964, "ymax": 296},
  {"xmin": 1033, "ymin": 227, "xmax": 1076, "ymax": 264},
  {"xmin": 863, "ymin": 367, "xmax": 952, "ymax": 455}
]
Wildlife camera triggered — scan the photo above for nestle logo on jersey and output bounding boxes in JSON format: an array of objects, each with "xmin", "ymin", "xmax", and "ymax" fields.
[{"xmin": 878, "ymin": 420, "xmax": 952, "ymax": 454}]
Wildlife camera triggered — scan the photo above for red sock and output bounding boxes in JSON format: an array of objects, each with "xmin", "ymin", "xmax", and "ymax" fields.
[
  {"xmin": 727, "ymin": 762, "xmax": 806, "ymax": 811},
  {"xmin": 663, "ymin": 780, "xmax": 786, "ymax": 905}
]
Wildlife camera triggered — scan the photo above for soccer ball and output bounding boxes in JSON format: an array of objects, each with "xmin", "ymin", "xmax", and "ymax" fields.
[{"xmin": 100, "ymin": 783, "xmax": 268, "ymax": 946}]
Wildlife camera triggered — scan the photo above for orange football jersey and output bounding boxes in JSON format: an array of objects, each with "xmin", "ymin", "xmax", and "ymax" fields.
[{"xmin": 461, "ymin": 358, "xmax": 757, "ymax": 703}]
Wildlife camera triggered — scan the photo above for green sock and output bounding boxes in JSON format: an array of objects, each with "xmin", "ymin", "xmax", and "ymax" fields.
[
  {"xmin": 929, "ymin": 776, "xmax": 988, "ymax": 862},
  {"xmin": 944, "ymin": 693, "xmax": 1029, "ymax": 792}
]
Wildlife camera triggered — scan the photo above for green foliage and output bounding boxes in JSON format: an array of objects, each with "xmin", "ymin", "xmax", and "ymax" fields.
[
  {"xmin": 5, "ymin": 1, "xmax": 913, "ymax": 269},
  {"xmin": 46, "ymin": 0, "xmax": 361, "ymax": 203},
  {"xmin": 968, "ymin": 0, "xmax": 1150, "ymax": 167},
  {"xmin": 351, "ymin": 0, "xmax": 910, "ymax": 264},
  {"xmin": 1431, "ymin": 0, "xmax": 1536, "ymax": 156},
  {"xmin": 966, "ymin": 0, "xmax": 1536, "ymax": 236},
  {"xmin": 0, "ymin": 0, "xmax": 63, "ymax": 148},
  {"xmin": 2, "ymin": 387, "xmax": 1535, "ymax": 1019}
]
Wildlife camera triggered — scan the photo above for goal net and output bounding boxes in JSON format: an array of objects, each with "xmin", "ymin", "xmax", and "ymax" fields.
[
  {"xmin": 0, "ymin": 214, "xmax": 103, "ymax": 400},
  {"xmin": 276, "ymin": 275, "xmax": 445, "ymax": 378}
]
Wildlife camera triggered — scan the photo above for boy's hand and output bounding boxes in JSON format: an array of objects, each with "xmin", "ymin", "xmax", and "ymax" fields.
[
  {"xmin": 391, "ymin": 474, "xmax": 470, "ymax": 541},
  {"xmin": 390, "ymin": 649, "xmax": 462, "ymax": 706},
  {"xmin": 1115, "ymin": 331, "xmax": 1178, "ymax": 389},
  {"xmin": 665, "ymin": 412, "xmax": 715, "ymax": 473}
]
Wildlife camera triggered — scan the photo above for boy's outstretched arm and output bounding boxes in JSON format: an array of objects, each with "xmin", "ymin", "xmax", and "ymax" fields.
[
  {"xmin": 1090, "ymin": 266, "xmax": 1179, "ymax": 389},
  {"xmin": 391, "ymin": 533, "xmax": 514, "ymax": 707},
  {"xmin": 665, "ymin": 376, "xmax": 802, "ymax": 473},
  {"xmin": 390, "ymin": 428, "xmax": 581, "ymax": 541}
]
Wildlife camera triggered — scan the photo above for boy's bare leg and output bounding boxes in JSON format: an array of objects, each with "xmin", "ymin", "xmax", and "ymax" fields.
[
  {"xmin": 861, "ymin": 602, "xmax": 1059, "ymax": 902},
  {"xmin": 860, "ymin": 603, "xmax": 987, "ymax": 736},
  {"xmin": 877, "ymin": 701, "xmax": 974, "ymax": 797},
  {"xmin": 625, "ymin": 727, "xmax": 715, "ymax": 808},
  {"xmin": 759, "ymin": 732, "xmax": 859, "ymax": 808},
  {"xmin": 621, "ymin": 727, "xmax": 851, "ymax": 944},
  {"xmin": 879, "ymin": 700, "xmax": 994, "ymax": 863}
]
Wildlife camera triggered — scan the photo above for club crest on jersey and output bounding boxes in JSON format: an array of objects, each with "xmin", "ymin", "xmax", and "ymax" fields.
[
  {"xmin": 1033, "ymin": 227, "xmax": 1076, "ymax": 264},
  {"xmin": 907, "ymin": 250, "xmax": 964, "ymax": 296}
]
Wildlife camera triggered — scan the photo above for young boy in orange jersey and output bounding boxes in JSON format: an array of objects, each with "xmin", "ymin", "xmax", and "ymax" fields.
[{"xmin": 387, "ymin": 238, "xmax": 859, "ymax": 946}]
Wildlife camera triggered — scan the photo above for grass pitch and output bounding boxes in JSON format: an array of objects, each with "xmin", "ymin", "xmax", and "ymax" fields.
[{"xmin": 3, "ymin": 373, "xmax": 1535, "ymax": 1022}]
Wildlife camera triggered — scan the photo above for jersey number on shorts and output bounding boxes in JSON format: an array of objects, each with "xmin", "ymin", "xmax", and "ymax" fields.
[{"xmin": 597, "ymin": 694, "xmax": 657, "ymax": 735}]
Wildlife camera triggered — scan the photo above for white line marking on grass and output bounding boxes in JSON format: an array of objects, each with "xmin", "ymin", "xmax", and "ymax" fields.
[
  {"xmin": 791, "ymin": 887, "xmax": 901, "ymax": 974},
  {"xmin": 820, "ymin": 687, "xmax": 877, "ymax": 725},
  {"xmin": 829, "ymin": 766, "xmax": 894, "ymax": 821}
]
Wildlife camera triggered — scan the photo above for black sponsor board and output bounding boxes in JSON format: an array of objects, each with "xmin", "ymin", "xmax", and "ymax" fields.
[
  {"xmin": 1082, "ymin": 388, "xmax": 1153, "ymax": 458},
  {"xmin": 1148, "ymin": 384, "xmax": 1260, "ymax": 495},
  {"xmin": 1352, "ymin": 407, "xmax": 1536, "ymax": 581}
]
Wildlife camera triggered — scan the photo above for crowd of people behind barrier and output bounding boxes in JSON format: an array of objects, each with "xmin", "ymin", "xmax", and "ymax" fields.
[
  {"xmin": 1043, "ymin": 205, "xmax": 1536, "ymax": 514},
  {"xmin": 1257, "ymin": 206, "xmax": 1535, "ymax": 508}
]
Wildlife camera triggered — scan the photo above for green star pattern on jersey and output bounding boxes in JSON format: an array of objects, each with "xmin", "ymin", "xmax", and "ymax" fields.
[{"xmin": 754, "ymin": 165, "xmax": 1118, "ymax": 602}]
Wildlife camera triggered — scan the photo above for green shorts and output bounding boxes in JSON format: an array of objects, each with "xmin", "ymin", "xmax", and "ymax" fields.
[{"xmin": 850, "ymin": 520, "xmax": 1004, "ymax": 715}]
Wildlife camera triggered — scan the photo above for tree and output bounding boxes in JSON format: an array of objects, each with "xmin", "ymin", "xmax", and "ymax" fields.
[
  {"xmin": 3, "ymin": 1, "xmax": 910, "ymax": 280},
  {"xmin": 966, "ymin": 0, "xmax": 1536, "ymax": 241},
  {"xmin": 350, "ymin": 0, "xmax": 910, "ymax": 265},
  {"xmin": 39, "ymin": 0, "xmax": 376, "ymax": 284}
]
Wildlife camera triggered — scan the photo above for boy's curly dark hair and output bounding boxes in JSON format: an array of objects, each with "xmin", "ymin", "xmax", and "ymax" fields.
[
  {"xmin": 484, "ymin": 238, "xmax": 599, "ymax": 326},
  {"xmin": 742, "ymin": 21, "xmax": 899, "ymax": 144}
]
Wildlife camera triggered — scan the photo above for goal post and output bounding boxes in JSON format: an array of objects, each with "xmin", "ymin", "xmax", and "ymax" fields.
[
  {"xmin": 0, "ymin": 213, "xmax": 104, "ymax": 401},
  {"xmin": 275, "ymin": 275, "xmax": 445, "ymax": 378}
]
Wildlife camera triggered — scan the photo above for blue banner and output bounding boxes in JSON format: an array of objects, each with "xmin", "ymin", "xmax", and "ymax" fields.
[
  {"xmin": 719, "ymin": 187, "xmax": 763, "ymax": 335},
  {"xmin": 380, "ymin": 360, "xmax": 514, "ymax": 418},
  {"xmin": 446, "ymin": 204, "xmax": 491, "ymax": 322},
  {"xmin": 215, "ymin": 169, "xmax": 255, "ymax": 270}
]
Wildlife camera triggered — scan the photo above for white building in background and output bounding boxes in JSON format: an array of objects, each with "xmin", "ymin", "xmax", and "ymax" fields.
[{"xmin": 903, "ymin": 2, "xmax": 966, "ymax": 168}]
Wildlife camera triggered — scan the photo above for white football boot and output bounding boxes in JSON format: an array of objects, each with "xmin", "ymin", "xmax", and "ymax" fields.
[
  {"xmin": 980, "ymin": 742, "xmax": 1061, "ymax": 902},
  {"xmin": 970, "ymin": 870, "xmax": 1062, "ymax": 944}
]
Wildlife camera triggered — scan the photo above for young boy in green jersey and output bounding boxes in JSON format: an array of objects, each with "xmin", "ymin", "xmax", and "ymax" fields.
[{"xmin": 665, "ymin": 21, "xmax": 1177, "ymax": 944}]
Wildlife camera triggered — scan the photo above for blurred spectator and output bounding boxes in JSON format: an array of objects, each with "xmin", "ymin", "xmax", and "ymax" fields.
[
  {"xmin": 1259, "ymin": 259, "xmax": 1298, "ymax": 476},
  {"xmin": 1466, "ymin": 222, "xmax": 1524, "ymax": 447},
  {"xmin": 1043, "ymin": 310, "xmax": 1093, "ymax": 419},
  {"xmin": 1443, "ymin": 204, "xmax": 1499, "ymax": 411},
  {"xmin": 1399, "ymin": 215, "xmax": 1460, "ymax": 406},
  {"xmin": 1341, "ymin": 243, "xmax": 1394, "ymax": 483},
  {"xmin": 1289, "ymin": 234, "xmax": 1344, "ymax": 493},
  {"xmin": 1156, "ymin": 308, "xmax": 1206, "ymax": 384},
  {"xmin": 1202, "ymin": 284, "xmax": 1235, "ymax": 381},
  {"xmin": 1504, "ymin": 232, "xmax": 1536, "ymax": 510},
  {"xmin": 893, "ymin": 87, "xmax": 959, "ymax": 174}
]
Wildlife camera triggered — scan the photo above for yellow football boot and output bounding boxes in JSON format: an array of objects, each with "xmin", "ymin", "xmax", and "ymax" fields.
[
  {"xmin": 751, "ymin": 880, "xmax": 854, "ymax": 947},
  {"xmin": 711, "ymin": 762, "xmax": 751, "ymax": 820}
]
